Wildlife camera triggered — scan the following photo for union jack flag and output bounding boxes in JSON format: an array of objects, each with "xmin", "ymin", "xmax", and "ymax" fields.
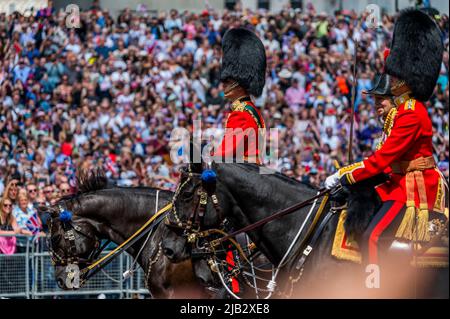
[
  {"xmin": 105, "ymin": 156, "xmax": 117, "ymax": 175},
  {"xmin": 25, "ymin": 211, "xmax": 42, "ymax": 235}
]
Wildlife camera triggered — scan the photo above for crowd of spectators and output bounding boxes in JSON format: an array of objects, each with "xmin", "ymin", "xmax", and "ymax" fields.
[{"xmin": 0, "ymin": 1, "xmax": 449, "ymax": 240}]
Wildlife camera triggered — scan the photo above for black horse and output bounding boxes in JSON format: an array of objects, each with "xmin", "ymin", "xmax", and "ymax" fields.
[
  {"xmin": 162, "ymin": 163, "xmax": 449, "ymax": 298},
  {"xmin": 44, "ymin": 171, "xmax": 214, "ymax": 298}
]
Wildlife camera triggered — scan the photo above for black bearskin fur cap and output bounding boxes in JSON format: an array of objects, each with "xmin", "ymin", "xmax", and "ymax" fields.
[
  {"xmin": 385, "ymin": 8, "xmax": 443, "ymax": 101},
  {"xmin": 220, "ymin": 28, "xmax": 266, "ymax": 97}
]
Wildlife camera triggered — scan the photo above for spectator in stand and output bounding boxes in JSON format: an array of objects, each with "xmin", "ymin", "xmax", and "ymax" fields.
[
  {"xmin": 25, "ymin": 183, "xmax": 39, "ymax": 208},
  {"xmin": 59, "ymin": 182, "xmax": 72, "ymax": 197},
  {"xmin": 12, "ymin": 194, "xmax": 42, "ymax": 237},
  {"xmin": 322, "ymin": 127, "xmax": 340, "ymax": 151},
  {"xmin": 2, "ymin": 180, "xmax": 19, "ymax": 205},
  {"xmin": 285, "ymin": 78, "xmax": 306, "ymax": 113},
  {"xmin": 0, "ymin": 198, "xmax": 19, "ymax": 255},
  {"xmin": 0, "ymin": 198, "xmax": 20, "ymax": 236},
  {"xmin": 42, "ymin": 184, "xmax": 54, "ymax": 205}
]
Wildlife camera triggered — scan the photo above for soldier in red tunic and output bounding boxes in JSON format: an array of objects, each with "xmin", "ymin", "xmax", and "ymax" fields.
[
  {"xmin": 210, "ymin": 28, "xmax": 267, "ymax": 295},
  {"xmin": 325, "ymin": 9, "xmax": 447, "ymax": 266},
  {"xmin": 213, "ymin": 28, "xmax": 266, "ymax": 165}
]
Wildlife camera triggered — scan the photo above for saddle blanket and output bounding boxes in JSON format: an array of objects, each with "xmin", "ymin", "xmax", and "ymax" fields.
[{"xmin": 331, "ymin": 210, "xmax": 448, "ymax": 268}]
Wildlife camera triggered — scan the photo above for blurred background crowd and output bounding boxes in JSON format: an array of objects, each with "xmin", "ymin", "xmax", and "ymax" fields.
[{"xmin": 0, "ymin": 1, "xmax": 448, "ymax": 238}]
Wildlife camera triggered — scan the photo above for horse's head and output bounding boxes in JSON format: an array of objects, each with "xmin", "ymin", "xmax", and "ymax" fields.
[
  {"xmin": 44, "ymin": 200, "xmax": 103, "ymax": 290},
  {"xmin": 162, "ymin": 163, "xmax": 234, "ymax": 263},
  {"xmin": 43, "ymin": 170, "xmax": 109, "ymax": 289}
]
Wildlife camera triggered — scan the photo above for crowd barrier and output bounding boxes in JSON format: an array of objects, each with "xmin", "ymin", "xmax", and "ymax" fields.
[{"xmin": 0, "ymin": 234, "xmax": 149, "ymax": 299}]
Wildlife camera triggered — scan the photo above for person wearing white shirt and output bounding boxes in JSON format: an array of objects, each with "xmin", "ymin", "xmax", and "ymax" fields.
[
  {"xmin": 321, "ymin": 127, "xmax": 340, "ymax": 151},
  {"xmin": 111, "ymin": 68, "xmax": 130, "ymax": 83},
  {"xmin": 262, "ymin": 32, "xmax": 280, "ymax": 52},
  {"xmin": 194, "ymin": 39, "xmax": 214, "ymax": 64}
]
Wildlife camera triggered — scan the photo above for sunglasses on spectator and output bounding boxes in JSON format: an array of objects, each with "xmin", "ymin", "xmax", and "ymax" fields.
[
  {"xmin": 28, "ymin": 188, "xmax": 37, "ymax": 193},
  {"xmin": 60, "ymin": 188, "xmax": 70, "ymax": 194},
  {"xmin": 3, "ymin": 204, "xmax": 12, "ymax": 208}
]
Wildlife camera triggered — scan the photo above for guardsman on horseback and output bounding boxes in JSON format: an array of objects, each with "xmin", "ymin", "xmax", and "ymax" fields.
[
  {"xmin": 209, "ymin": 27, "xmax": 266, "ymax": 296},
  {"xmin": 213, "ymin": 28, "xmax": 266, "ymax": 165},
  {"xmin": 325, "ymin": 9, "xmax": 446, "ymax": 266}
]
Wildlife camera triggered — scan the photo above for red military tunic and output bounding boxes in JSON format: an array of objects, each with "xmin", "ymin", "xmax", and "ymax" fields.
[
  {"xmin": 214, "ymin": 97, "xmax": 265, "ymax": 164},
  {"xmin": 338, "ymin": 94, "xmax": 446, "ymax": 214}
]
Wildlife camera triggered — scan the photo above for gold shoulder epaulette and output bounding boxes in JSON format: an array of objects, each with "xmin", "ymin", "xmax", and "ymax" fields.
[
  {"xmin": 231, "ymin": 100, "xmax": 246, "ymax": 112},
  {"xmin": 404, "ymin": 98, "xmax": 416, "ymax": 111},
  {"xmin": 393, "ymin": 92, "xmax": 413, "ymax": 109}
]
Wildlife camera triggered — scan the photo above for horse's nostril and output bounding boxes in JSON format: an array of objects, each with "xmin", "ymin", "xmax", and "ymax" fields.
[{"xmin": 164, "ymin": 248, "xmax": 174, "ymax": 258}]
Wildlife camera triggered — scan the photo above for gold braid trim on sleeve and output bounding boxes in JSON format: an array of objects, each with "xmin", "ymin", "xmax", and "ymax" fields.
[{"xmin": 338, "ymin": 161, "xmax": 364, "ymax": 184}]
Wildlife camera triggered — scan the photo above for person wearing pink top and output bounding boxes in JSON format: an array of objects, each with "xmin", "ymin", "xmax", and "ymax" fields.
[{"xmin": 285, "ymin": 78, "xmax": 306, "ymax": 113}]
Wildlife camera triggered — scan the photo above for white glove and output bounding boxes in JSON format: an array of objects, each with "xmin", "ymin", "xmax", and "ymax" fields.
[{"xmin": 325, "ymin": 172, "xmax": 340, "ymax": 190}]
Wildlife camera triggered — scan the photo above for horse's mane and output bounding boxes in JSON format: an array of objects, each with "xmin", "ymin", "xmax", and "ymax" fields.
[
  {"xmin": 59, "ymin": 170, "xmax": 171, "ymax": 202},
  {"xmin": 56, "ymin": 169, "xmax": 108, "ymax": 203},
  {"xmin": 76, "ymin": 169, "xmax": 108, "ymax": 194}
]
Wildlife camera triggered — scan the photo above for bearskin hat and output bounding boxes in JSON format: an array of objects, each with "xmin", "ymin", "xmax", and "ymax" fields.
[
  {"xmin": 385, "ymin": 8, "xmax": 443, "ymax": 101},
  {"xmin": 220, "ymin": 28, "xmax": 266, "ymax": 97}
]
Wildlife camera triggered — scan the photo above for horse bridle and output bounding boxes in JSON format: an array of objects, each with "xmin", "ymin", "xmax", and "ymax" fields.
[
  {"xmin": 165, "ymin": 166, "xmax": 225, "ymax": 247},
  {"xmin": 165, "ymin": 165, "xmax": 269, "ymax": 281},
  {"xmin": 47, "ymin": 204, "xmax": 109, "ymax": 270}
]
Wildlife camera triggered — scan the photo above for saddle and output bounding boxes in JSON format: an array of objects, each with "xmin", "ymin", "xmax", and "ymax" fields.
[
  {"xmin": 328, "ymin": 172, "xmax": 448, "ymax": 268},
  {"xmin": 331, "ymin": 208, "xmax": 449, "ymax": 268}
]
